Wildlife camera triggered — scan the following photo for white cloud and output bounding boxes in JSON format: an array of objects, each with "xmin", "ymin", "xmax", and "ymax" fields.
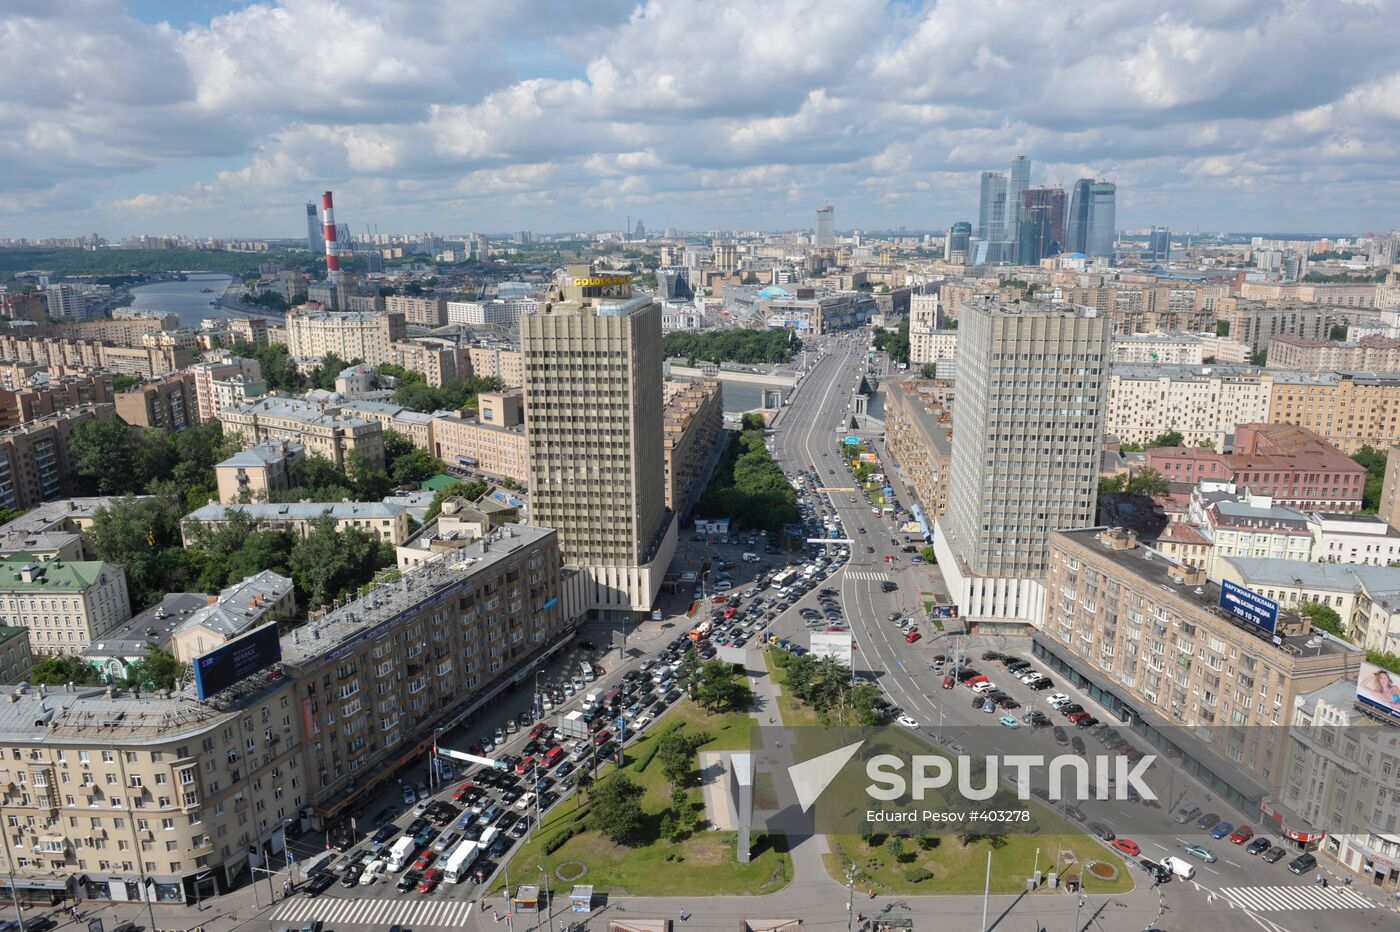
[{"xmin": 0, "ymin": 0, "xmax": 1398, "ymax": 235}]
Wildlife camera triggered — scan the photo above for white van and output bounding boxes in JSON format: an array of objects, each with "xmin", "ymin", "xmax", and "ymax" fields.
[
  {"xmin": 742, "ymin": 552, "xmax": 759, "ymax": 562},
  {"xmin": 583, "ymin": 691, "xmax": 600, "ymax": 708},
  {"xmin": 581, "ymin": 662, "xmax": 596, "ymax": 682},
  {"xmin": 1161, "ymin": 856, "xmax": 1195, "ymax": 880}
]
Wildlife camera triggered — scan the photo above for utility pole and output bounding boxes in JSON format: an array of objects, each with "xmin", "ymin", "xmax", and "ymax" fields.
[
  {"xmin": 5, "ymin": 869, "xmax": 26, "ymax": 930},
  {"xmin": 980, "ymin": 850, "xmax": 992, "ymax": 932},
  {"xmin": 846, "ymin": 863, "xmax": 856, "ymax": 931}
]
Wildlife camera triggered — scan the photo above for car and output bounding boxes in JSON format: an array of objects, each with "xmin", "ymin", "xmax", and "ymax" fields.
[
  {"xmin": 21, "ymin": 922, "xmax": 55, "ymax": 932},
  {"xmin": 1029, "ymin": 678, "xmax": 1054, "ymax": 691},
  {"xmin": 1210, "ymin": 822, "xmax": 1234, "ymax": 840},
  {"xmin": 1074, "ymin": 716, "xmax": 1099, "ymax": 729},
  {"xmin": 942, "ymin": 675, "xmax": 955, "ymax": 689},
  {"xmin": 452, "ymin": 782, "xmax": 476, "ymax": 802},
  {"xmin": 417, "ymin": 867, "xmax": 443, "ymax": 893},
  {"xmin": 1246, "ymin": 837, "xmax": 1272, "ymax": 855},
  {"xmin": 396, "ymin": 870, "xmax": 422, "ymax": 893},
  {"xmin": 995, "ymin": 715, "xmax": 1021, "ymax": 729},
  {"xmin": 1173, "ymin": 806, "xmax": 1202, "ymax": 825},
  {"xmin": 1110, "ymin": 838, "xmax": 1141, "ymax": 857},
  {"xmin": 1088, "ymin": 822, "xmax": 1115, "ymax": 841},
  {"xmin": 1139, "ymin": 859, "xmax": 1170, "ymax": 883},
  {"xmin": 1067, "ymin": 711, "xmax": 1091, "ymax": 725},
  {"xmin": 432, "ymin": 830, "xmax": 461, "ymax": 853},
  {"xmin": 340, "ymin": 863, "xmax": 364, "ymax": 887},
  {"xmin": 1060, "ymin": 704, "xmax": 1084, "ymax": 717},
  {"xmin": 359, "ymin": 859, "xmax": 386, "ymax": 885},
  {"xmin": 1047, "ymin": 693, "xmax": 1070, "ymax": 707},
  {"xmin": 896, "ymin": 715, "xmax": 919, "ymax": 728},
  {"xmin": 904, "ymin": 630, "xmax": 921, "ymax": 643},
  {"xmin": 1063, "ymin": 805, "xmax": 1086, "ymax": 822},
  {"xmin": 401, "ymin": 784, "xmax": 417, "ymax": 805},
  {"xmin": 1182, "ymin": 844, "xmax": 1216, "ymax": 863},
  {"xmin": 1262, "ymin": 846, "xmax": 1287, "ymax": 863},
  {"xmin": 412, "ymin": 850, "xmax": 436, "ymax": 871},
  {"xmin": 982, "ymin": 651, "xmax": 1003, "ymax": 661},
  {"xmin": 983, "ymin": 699, "xmax": 997, "ymax": 713},
  {"xmin": 1287, "ymin": 852, "xmax": 1317, "ymax": 874},
  {"xmin": 971, "ymin": 696, "xmax": 985, "ymax": 710},
  {"xmin": 1229, "ymin": 825, "xmax": 1254, "ymax": 845},
  {"xmin": 302, "ymin": 872, "xmax": 335, "ymax": 898},
  {"xmin": 1071, "ymin": 736, "xmax": 1086, "ymax": 755},
  {"xmin": 1195, "ymin": 812, "xmax": 1220, "ymax": 831},
  {"xmin": 1052, "ymin": 726, "xmax": 1069, "ymax": 746}
]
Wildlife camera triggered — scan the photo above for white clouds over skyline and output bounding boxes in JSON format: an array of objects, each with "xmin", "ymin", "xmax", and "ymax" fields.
[{"xmin": 1, "ymin": 0, "xmax": 1397, "ymax": 237}]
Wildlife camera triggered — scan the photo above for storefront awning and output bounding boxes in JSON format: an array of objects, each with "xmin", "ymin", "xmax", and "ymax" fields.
[{"xmin": 3, "ymin": 878, "xmax": 70, "ymax": 891}]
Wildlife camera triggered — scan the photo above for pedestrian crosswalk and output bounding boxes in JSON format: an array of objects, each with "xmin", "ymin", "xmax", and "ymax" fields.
[
  {"xmin": 844, "ymin": 571, "xmax": 890, "ymax": 582},
  {"xmin": 272, "ymin": 893, "xmax": 475, "ymax": 928},
  {"xmin": 1220, "ymin": 884, "xmax": 1375, "ymax": 912}
]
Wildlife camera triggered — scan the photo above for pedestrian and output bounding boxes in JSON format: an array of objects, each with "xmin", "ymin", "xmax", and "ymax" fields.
[
  {"xmin": 1316, "ymin": 873, "xmax": 1323, "ymax": 886},
  {"xmin": 1345, "ymin": 876, "xmax": 1353, "ymax": 887},
  {"xmin": 1323, "ymin": 878, "xmax": 1329, "ymax": 889}
]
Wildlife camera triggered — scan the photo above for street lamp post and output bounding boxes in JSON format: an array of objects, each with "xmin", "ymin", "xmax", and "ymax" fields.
[{"xmin": 4, "ymin": 869, "xmax": 27, "ymax": 930}]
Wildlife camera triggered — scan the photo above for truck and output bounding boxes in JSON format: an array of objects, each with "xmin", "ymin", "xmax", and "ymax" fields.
[
  {"xmin": 442, "ymin": 840, "xmax": 480, "ymax": 884},
  {"xmin": 385, "ymin": 836, "xmax": 417, "ymax": 872},
  {"xmin": 687, "ymin": 620, "xmax": 712, "ymax": 642},
  {"xmin": 556, "ymin": 710, "xmax": 590, "ymax": 741}
]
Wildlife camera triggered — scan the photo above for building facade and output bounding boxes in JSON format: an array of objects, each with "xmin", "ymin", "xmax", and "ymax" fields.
[
  {"xmin": 219, "ymin": 397, "xmax": 384, "ymax": 471},
  {"xmin": 1106, "ymin": 364, "xmax": 1272, "ymax": 451},
  {"xmin": 0, "ymin": 406, "xmax": 118, "ymax": 511},
  {"xmin": 182, "ymin": 502, "xmax": 411, "ymax": 547},
  {"xmin": 284, "ymin": 309, "xmax": 406, "ymax": 367},
  {"xmin": 883, "ymin": 379, "xmax": 953, "ymax": 524},
  {"xmin": 523, "ymin": 268, "xmax": 676, "ymax": 616},
  {"xmin": 430, "ymin": 390, "xmax": 528, "ymax": 481},
  {"xmin": 0, "ymin": 558, "xmax": 131, "ymax": 657},
  {"xmin": 114, "ymin": 373, "xmax": 197, "ymax": 431},
  {"xmin": 213, "ymin": 441, "xmax": 305, "ymax": 504},
  {"xmin": 0, "ymin": 374, "xmax": 115, "ymax": 431},
  {"xmin": 662, "ymin": 379, "xmax": 723, "ymax": 519}
]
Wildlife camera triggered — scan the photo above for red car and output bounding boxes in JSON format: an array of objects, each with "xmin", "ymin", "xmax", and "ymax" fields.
[
  {"xmin": 942, "ymin": 675, "xmax": 955, "ymax": 689},
  {"xmin": 1109, "ymin": 838, "xmax": 1140, "ymax": 857},
  {"xmin": 711, "ymin": 595, "xmax": 727, "ymax": 604},
  {"xmin": 905, "ymin": 630, "xmax": 922, "ymax": 643},
  {"xmin": 416, "ymin": 867, "xmax": 442, "ymax": 893},
  {"xmin": 451, "ymin": 782, "xmax": 475, "ymax": 801},
  {"xmin": 594, "ymin": 729, "xmax": 611, "ymax": 746},
  {"xmin": 412, "ymin": 850, "xmax": 435, "ymax": 871},
  {"xmin": 1067, "ymin": 711, "xmax": 1092, "ymax": 724},
  {"xmin": 1229, "ymin": 826, "xmax": 1254, "ymax": 845},
  {"xmin": 723, "ymin": 608, "xmax": 737, "ymax": 619},
  {"xmin": 528, "ymin": 723, "xmax": 548, "ymax": 741},
  {"xmin": 514, "ymin": 756, "xmax": 535, "ymax": 775}
]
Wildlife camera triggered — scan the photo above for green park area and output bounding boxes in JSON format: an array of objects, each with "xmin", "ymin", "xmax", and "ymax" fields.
[
  {"xmin": 824, "ymin": 830, "xmax": 1134, "ymax": 896},
  {"xmin": 505, "ymin": 674, "xmax": 790, "ymax": 897}
]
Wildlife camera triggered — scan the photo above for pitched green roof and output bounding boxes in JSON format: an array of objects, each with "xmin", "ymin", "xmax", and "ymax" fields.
[{"xmin": 0, "ymin": 558, "xmax": 109, "ymax": 592}]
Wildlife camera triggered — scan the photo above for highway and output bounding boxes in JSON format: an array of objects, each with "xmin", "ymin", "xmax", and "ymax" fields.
[{"xmin": 761, "ymin": 331, "xmax": 1389, "ymax": 931}]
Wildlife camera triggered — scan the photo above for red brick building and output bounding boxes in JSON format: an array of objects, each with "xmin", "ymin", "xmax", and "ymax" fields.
[{"xmin": 1146, "ymin": 423, "xmax": 1365, "ymax": 512}]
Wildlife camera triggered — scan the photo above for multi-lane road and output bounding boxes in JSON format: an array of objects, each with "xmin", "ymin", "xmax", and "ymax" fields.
[{"xmin": 763, "ymin": 332, "xmax": 1391, "ymax": 931}]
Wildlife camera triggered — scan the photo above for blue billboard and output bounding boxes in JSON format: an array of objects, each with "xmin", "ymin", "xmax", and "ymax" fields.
[
  {"xmin": 1218, "ymin": 579, "xmax": 1278, "ymax": 635},
  {"xmin": 844, "ymin": 435, "xmax": 860, "ymax": 445},
  {"xmin": 193, "ymin": 623, "xmax": 282, "ymax": 700}
]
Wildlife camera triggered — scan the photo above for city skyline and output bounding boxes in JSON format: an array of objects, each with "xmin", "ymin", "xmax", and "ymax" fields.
[{"xmin": 2, "ymin": 0, "xmax": 1398, "ymax": 239}]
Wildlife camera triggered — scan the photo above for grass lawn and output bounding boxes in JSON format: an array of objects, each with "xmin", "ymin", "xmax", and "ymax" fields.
[
  {"xmin": 763, "ymin": 650, "xmax": 821, "ymax": 726},
  {"xmin": 503, "ymin": 698, "xmax": 788, "ymax": 898},
  {"xmin": 824, "ymin": 832, "xmax": 1135, "ymax": 896}
]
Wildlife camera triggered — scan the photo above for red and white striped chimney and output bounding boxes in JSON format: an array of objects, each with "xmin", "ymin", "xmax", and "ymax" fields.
[{"xmin": 321, "ymin": 191, "xmax": 341, "ymax": 285}]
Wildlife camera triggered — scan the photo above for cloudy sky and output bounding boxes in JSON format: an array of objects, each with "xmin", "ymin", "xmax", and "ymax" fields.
[{"xmin": 3, "ymin": 0, "xmax": 1398, "ymax": 239}]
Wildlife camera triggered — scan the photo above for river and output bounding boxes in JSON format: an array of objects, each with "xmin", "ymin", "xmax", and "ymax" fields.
[{"xmin": 126, "ymin": 273, "xmax": 236, "ymax": 328}]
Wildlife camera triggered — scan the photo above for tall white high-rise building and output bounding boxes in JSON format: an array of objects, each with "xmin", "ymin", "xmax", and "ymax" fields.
[{"xmin": 936, "ymin": 296, "xmax": 1108, "ymax": 623}]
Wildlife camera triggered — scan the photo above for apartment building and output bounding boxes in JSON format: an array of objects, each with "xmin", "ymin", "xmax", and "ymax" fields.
[
  {"xmin": 213, "ymin": 441, "xmax": 305, "ymax": 504},
  {"xmin": 0, "ymin": 557, "xmax": 131, "ymax": 657},
  {"xmin": 1273, "ymin": 679, "xmax": 1400, "ymax": 882},
  {"xmin": 182, "ymin": 502, "xmax": 410, "ymax": 547},
  {"xmin": 337, "ymin": 401, "xmax": 435, "ymax": 451},
  {"xmin": 758, "ymin": 291, "xmax": 873, "ymax": 334},
  {"xmin": 523, "ymin": 268, "xmax": 676, "ymax": 616},
  {"xmin": 228, "ymin": 317, "xmax": 268, "ymax": 347},
  {"xmin": 52, "ymin": 315, "xmax": 180, "ymax": 345},
  {"xmin": 1267, "ymin": 371, "xmax": 1400, "ymax": 455},
  {"xmin": 219, "ymin": 397, "xmax": 384, "ymax": 471},
  {"xmin": 281, "ymin": 523, "xmax": 569, "ymax": 821},
  {"xmin": 1310, "ymin": 513, "xmax": 1400, "ymax": 567},
  {"xmin": 385, "ymin": 339, "xmax": 471, "ymax": 388},
  {"xmin": 467, "ymin": 346, "xmax": 524, "ymax": 387},
  {"xmin": 114, "ymin": 373, "xmax": 197, "ymax": 430},
  {"xmin": 1107, "ymin": 364, "xmax": 1272, "ymax": 450},
  {"xmin": 0, "ymin": 373, "xmax": 115, "ymax": 431},
  {"xmin": 187, "ymin": 359, "xmax": 263, "ymax": 423},
  {"xmin": 1220, "ymin": 558, "xmax": 1400, "ymax": 655},
  {"xmin": 0, "ymin": 335, "xmax": 189, "ymax": 380},
  {"xmin": 909, "ymin": 294, "xmax": 957, "ymax": 367},
  {"xmin": 445, "ymin": 299, "xmax": 539, "ymax": 328},
  {"xmin": 1202, "ymin": 497, "xmax": 1314, "ymax": 579},
  {"xmin": 284, "ymin": 308, "xmax": 406, "ymax": 367},
  {"xmin": 882, "ymin": 379, "xmax": 952, "ymax": 522},
  {"xmin": 1038, "ymin": 527, "xmax": 1362, "ymax": 812},
  {"xmin": 384, "ymin": 295, "xmax": 446, "ymax": 328},
  {"xmin": 1110, "ymin": 332, "xmax": 1204, "ymax": 365},
  {"xmin": 0, "ymin": 626, "xmax": 33, "ymax": 683},
  {"xmin": 0, "ymin": 677, "xmax": 305, "ymax": 904},
  {"xmin": 1267, "ymin": 334, "xmax": 1400, "ymax": 371},
  {"xmin": 168, "ymin": 571, "xmax": 295, "ymax": 663},
  {"xmin": 1059, "ymin": 285, "xmax": 1215, "ymax": 335},
  {"xmin": 1215, "ymin": 298, "xmax": 1333, "ymax": 351},
  {"xmin": 430, "ymin": 390, "xmax": 527, "ymax": 481},
  {"xmin": 662, "ymin": 379, "xmax": 724, "ymax": 519},
  {"xmin": 1147, "ymin": 423, "xmax": 1365, "ymax": 512},
  {"xmin": 0, "ymin": 406, "xmax": 117, "ymax": 511},
  {"xmin": 1239, "ymin": 281, "xmax": 1389, "ymax": 309}
]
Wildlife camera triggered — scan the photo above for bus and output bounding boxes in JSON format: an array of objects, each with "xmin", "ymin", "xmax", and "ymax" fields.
[
  {"xmin": 443, "ymin": 840, "xmax": 481, "ymax": 884},
  {"xmin": 771, "ymin": 568, "xmax": 798, "ymax": 590},
  {"xmin": 386, "ymin": 836, "xmax": 417, "ymax": 872}
]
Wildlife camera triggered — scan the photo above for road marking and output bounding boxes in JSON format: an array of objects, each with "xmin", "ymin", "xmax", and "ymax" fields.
[
  {"xmin": 1219, "ymin": 884, "xmax": 1377, "ymax": 911},
  {"xmin": 274, "ymin": 893, "xmax": 478, "ymax": 927},
  {"xmin": 845, "ymin": 571, "xmax": 891, "ymax": 582}
]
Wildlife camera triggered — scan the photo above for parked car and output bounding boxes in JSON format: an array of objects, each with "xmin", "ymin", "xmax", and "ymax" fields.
[
  {"xmin": 1287, "ymin": 852, "xmax": 1317, "ymax": 875},
  {"xmin": 1182, "ymin": 844, "xmax": 1216, "ymax": 863},
  {"xmin": 1110, "ymin": 838, "xmax": 1141, "ymax": 857}
]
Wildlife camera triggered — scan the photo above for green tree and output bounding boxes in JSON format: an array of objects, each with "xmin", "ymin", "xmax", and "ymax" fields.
[
  {"xmin": 30, "ymin": 655, "xmax": 103, "ymax": 686},
  {"xmin": 111, "ymin": 373, "xmax": 143, "ymax": 393},
  {"xmin": 1297, "ymin": 600, "xmax": 1349, "ymax": 640},
  {"xmin": 1147, "ymin": 431, "xmax": 1184, "ymax": 449},
  {"xmin": 1249, "ymin": 348, "xmax": 1267, "ymax": 366},
  {"xmin": 1215, "ymin": 320, "xmax": 1230, "ymax": 337},
  {"xmin": 69, "ymin": 419, "xmax": 147, "ymax": 495},
  {"xmin": 872, "ymin": 316, "xmax": 910, "ymax": 365},
  {"xmin": 88, "ymin": 495, "xmax": 183, "ymax": 607},
  {"xmin": 574, "ymin": 770, "xmax": 594, "ymax": 809},
  {"xmin": 588, "ymin": 774, "xmax": 647, "ymax": 845},
  {"xmin": 656, "ymin": 730, "xmax": 694, "ymax": 789},
  {"xmin": 1124, "ymin": 469, "xmax": 1172, "ymax": 497},
  {"xmin": 123, "ymin": 648, "xmax": 188, "ymax": 692},
  {"xmin": 919, "ymin": 364, "xmax": 938, "ymax": 379},
  {"xmin": 694, "ymin": 660, "xmax": 750, "ymax": 712},
  {"xmin": 1353, "ymin": 445, "xmax": 1387, "ymax": 513},
  {"xmin": 289, "ymin": 515, "xmax": 392, "ymax": 608},
  {"xmin": 919, "ymin": 545, "xmax": 937, "ymax": 564},
  {"xmin": 676, "ymin": 645, "xmax": 701, "ymax": 697},
  {"xmin": 385, "ymin": 432, "xmax": 446, "ymax": 486},
  {"xmin": 424, "ymin": 480, "xmax": 489, "ymax": 522}
]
